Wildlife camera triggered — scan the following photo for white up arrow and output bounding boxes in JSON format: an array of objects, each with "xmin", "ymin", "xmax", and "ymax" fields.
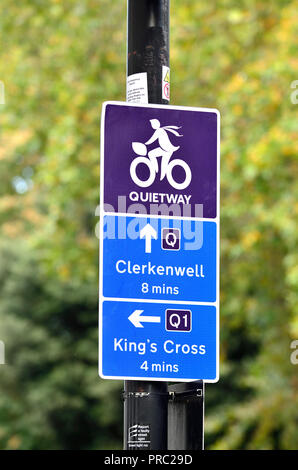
[
  {"xmin": 140, "ymin": 223, "xmax": 157, "ymax": 253},
  {"xmin": 128, "ymin": 310, "xmax": 161, "ymax": 328}
]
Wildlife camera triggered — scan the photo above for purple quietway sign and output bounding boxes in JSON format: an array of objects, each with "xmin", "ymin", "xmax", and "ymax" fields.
[{"xmin": 101, "ymin": 102, "xmax": 219, "ymax": 220}]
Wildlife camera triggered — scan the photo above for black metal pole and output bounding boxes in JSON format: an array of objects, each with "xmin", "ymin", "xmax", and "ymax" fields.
[
  {"xmin": 123, "ymin": 0, "xmax": 170, "ymax": 451},
  {"xmin": 168, "ymin": 381, "xmax": 204, "ymax": 450},
  {"xmin": 127, "ymin": 0, "xmax": 169, "ymax": 105}
]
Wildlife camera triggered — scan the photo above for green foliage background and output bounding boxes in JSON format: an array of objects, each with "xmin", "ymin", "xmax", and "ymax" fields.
[{"xmin": 0, "ymin": 0, "xmax": 297, "ymax": 449}]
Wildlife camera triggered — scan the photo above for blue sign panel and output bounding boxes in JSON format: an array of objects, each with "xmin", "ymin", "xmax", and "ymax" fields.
[
  {"xmin": 100, "ymin": 301, "xmax": 217, "ymax": 381},
  {"xmin": 103, "ymin": 215, "xmax": 217, "ymax": 303}
]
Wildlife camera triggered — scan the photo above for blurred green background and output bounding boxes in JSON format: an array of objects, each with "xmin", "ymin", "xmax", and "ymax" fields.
[{"xmin": 0, "ymin": 0, "xmax": 297, "ymax": 450}]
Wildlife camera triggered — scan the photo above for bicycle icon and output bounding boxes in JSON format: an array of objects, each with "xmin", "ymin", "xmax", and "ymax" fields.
[{"xmin": 130, "ymin": 119, "xmax": 192, "ymax": 190}]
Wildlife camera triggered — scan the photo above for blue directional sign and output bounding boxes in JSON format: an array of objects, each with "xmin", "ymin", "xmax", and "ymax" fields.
[
  {"xmin": 102, "ymin": 215, "xmax": 216, "ymax": 303},
  {"xmin": 100, "ymin": 301, "xmax": 217, "ymax": 381},
  {"xmin": 99, "ymin": 101, "xmax": 220, "ymax": 382}
]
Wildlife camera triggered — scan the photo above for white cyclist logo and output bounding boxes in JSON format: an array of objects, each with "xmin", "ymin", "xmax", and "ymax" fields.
[{"xmin": 130, "ymin": 119, "xmax": 192, "ymax": 190}]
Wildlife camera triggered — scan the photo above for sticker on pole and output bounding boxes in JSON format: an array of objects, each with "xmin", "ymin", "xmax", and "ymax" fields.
[
  {"xmin": 99, "ymin": 101, "xmax": 220, "ymax": 382},
  {"xmin": 162, "ymin": 66, "xmax": 170, "ymax": 101},
  {"xmin": 127, "ymin": 73, "xmax": 148, "ymax": 104}
]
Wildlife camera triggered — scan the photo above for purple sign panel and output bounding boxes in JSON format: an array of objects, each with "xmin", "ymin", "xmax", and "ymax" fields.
[
  {"xmin": 166, "ymin": 309, "xmax": 192, "ymax": 332},
  {"xmin": 102, "ymin": 102, "xmax": 219, "ymax": 219}
]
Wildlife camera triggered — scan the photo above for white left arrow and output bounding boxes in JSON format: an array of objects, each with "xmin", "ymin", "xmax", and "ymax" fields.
[
  {"xmin": 140, "ymin": 223, "xmax": 157, "ymax": 253},
  {"xmin": 128, "ymin": 310, "xmax": 161, "ymax": 328}
]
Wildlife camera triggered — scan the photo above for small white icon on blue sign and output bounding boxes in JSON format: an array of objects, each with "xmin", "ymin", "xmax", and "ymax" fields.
[
  {"xmin": 128, "ymin": 309, "xmax": 161, "ymax": 328},
  {"xmin": 140, "ymin": 223, "xmax": 157, "ymax": 253}
]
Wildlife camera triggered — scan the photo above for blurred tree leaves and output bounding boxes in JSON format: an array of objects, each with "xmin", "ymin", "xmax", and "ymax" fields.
[
  {"xmin": 0, "ymin": 242, "xmax": 122, "ymax": 449},
  {"xmin": 0, "ymin": 0, "xmax": 297, "ymax": 449}
]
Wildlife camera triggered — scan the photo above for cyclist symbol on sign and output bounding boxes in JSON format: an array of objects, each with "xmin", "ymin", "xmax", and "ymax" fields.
[{"xmin": 130, "ymin": 119, "xmax": 192, "ymax": 190}]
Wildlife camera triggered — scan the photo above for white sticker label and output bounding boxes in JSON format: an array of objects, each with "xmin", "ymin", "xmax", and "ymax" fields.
[
  {"xmin": 128, "ymin": 424, "xmax": 151, "ymax": 449},
  {"xmin": 127, "ymin": 73, "xmax": 148, "ymax": 104},
  {"xmin": 162, "ymin": 66, "xmax": 170, "ymax": 101}
]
